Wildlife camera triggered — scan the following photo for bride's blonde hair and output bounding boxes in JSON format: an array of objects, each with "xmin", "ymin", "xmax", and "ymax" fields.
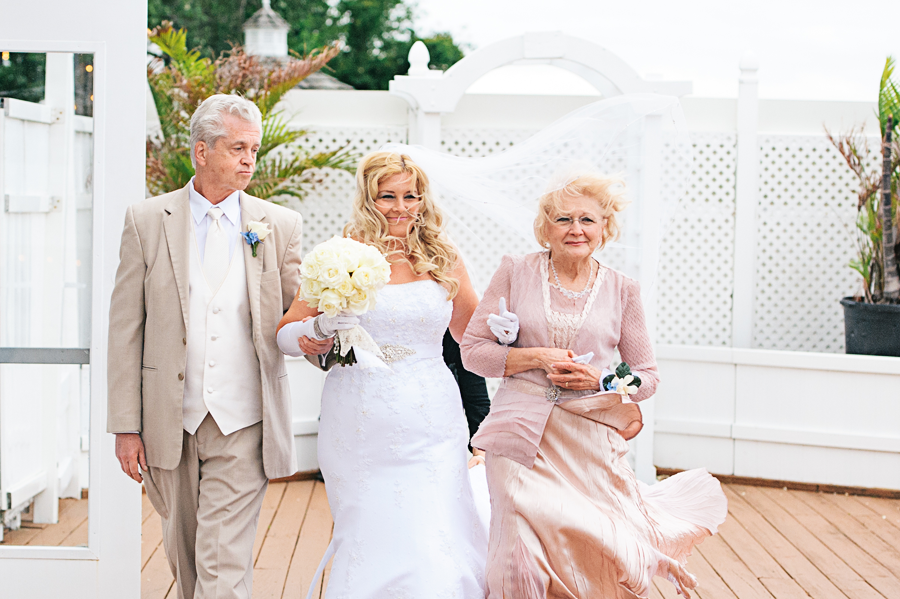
[{"xmin": 343, "ymin": 151, "xmax": 460, "ymax": 299}]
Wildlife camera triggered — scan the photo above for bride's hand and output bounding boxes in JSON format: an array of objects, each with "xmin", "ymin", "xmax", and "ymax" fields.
[
  {"xmin": 467, "ymin": 448, "xmax": 486, "ymax": 469},
  {"xmin": 531, "ymin": 348, "xmax": 575, "ymax": 374},
  {"xmin": 298, "ymin": 316, "xmax": 334, "ymax": 355}
]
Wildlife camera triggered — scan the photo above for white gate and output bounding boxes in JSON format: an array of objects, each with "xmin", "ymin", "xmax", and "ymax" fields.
[{"xmin": 0, "ymin": 2, "xmax": 147, "ymax": 596}]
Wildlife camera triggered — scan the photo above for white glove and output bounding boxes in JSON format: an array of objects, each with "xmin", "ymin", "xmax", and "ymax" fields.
[
  {"xmin": 276, "ymin": 313, "xmax": 360, "ymax": 357},
  {"xmin": 277, "ymin": 320, "xmax": 312, "ymax": 357},
  {"xmin": 487, "ymin": 297, "xmax": 519, "ymax": 345},
  {"xmin": 313, "ymin": 313, "xmax": 360, "ymax": 339}
]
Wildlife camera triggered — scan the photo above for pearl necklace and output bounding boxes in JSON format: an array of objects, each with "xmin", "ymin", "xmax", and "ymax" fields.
[{"xmin": 549, "ymin": 256, "xmax": 595, "ymax": 300}]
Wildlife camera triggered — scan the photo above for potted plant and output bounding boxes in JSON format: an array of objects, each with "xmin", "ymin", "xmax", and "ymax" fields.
[
  {"xmin": 827, "ymin": 57, "xmax": 900, "ymax": 356},
  {"xmin": 146, "ymin": 22, "xmax": 356, "ymax": 201}
]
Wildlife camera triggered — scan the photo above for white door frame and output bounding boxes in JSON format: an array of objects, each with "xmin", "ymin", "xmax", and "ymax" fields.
[{"xmin": 0, "ymin": 1, "xmax": 147, "ymax": 596}]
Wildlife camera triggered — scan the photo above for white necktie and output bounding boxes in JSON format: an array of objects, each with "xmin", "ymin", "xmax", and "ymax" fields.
[{"xmin": 204, "ymin": 207, "xmax": 229, "ymax": 289}]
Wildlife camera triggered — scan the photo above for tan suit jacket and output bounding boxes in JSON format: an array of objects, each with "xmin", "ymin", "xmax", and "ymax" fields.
[{"xmin": 107, "ymin": 185, "xmax": 302, "ymax": 478}]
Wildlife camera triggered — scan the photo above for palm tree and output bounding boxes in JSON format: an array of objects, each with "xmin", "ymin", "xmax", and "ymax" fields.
[
  {"xmin": 827, "ymin": 56, "xmax": 900, "ymax": 303},
  {"xmin": 878, "ymin": 59, "xmax": 900, "ymax": 301},
  {"xmin": 146, "ymin": 22, "xmax": 355, "ymax": 201}
]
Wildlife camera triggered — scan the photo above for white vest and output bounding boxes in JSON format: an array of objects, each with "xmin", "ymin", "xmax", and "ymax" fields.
[{"xmin": 182, "ymin": 229, "xmax": 263, "ymax": 435}]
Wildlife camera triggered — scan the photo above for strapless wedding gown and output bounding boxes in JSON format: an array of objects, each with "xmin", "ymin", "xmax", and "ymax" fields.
[{"xmin": 311, "ymin": 280, "xmax": 488, "ymax": 599}]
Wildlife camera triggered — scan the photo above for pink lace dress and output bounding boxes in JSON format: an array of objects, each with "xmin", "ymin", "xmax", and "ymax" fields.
[{"xmin": 460, "ymin": 252, "xmax": 727, "ymax": 599}]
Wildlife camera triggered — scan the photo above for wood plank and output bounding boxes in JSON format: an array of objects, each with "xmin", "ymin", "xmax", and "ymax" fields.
[
  {"xmin": 695, "ymin": 534, "xmax": 775, "ymax": 599},
  {"xmin": 142, "ymin": 492, "xmax": 155, "ymax": 523},
  {"xmin": 850, "ymin": 496, "xmax": 900, "ymax": 533},
  {"xmin": 760, "ymin": 487, "xmax": 900, "ymax": 598},
  {"xmin": 716, "ymin": 508, "xmax": 795, "ymax": 582},
  {"xmin": 722, "ymin": 486, "xmax": 849, "ymax": 599},
  {"xmin": 794, "ymin": 491, "xmax": 900, "ymax": 580},
  {"xmin": 283, "ymin": 482, "xmax": 333, "ymax": 599},
  {"xmin": 320, "ymin": 555, "xmax": 333, "ymax": 599},
  {"xmin": 253, "ymin": 482, "xmax": 287, "ymax": 565},
  {"xmin": 653, "ymin": 576, "xmax": 682, "ymax": 599},
  {"xmin": 735, "ymin": 485, "xmax": 883, "ymax": 599},
  {"xmin": 0, "ymin": 523, "xmax": 44, "ymax": 545},
  {"xmin": 833, "ymin": 494, "xmax": 900, "ymax": 548},
  {"xmin": 252, "ymin": 480, "xmax": 315, "ymax": 599},
  {"xmin": 63, "ymin": 517, "xmax": 89, "ymax": 546},
  {"xmin": 142, "ymin": 510, "xmax": 165, "ymax": 570},
  {"xmin": 649, "ymin": 581, "xmax": 666, "ymax": 599},
  {"xmin": 685, "ymin": 547, "xmax": 739, "ymax": 599},
  {"xmin": 25, "ymin": 497, "xmax": 88, "ymax": 546},
  {"xmin": 142, "ymin": 544, "xmax": 175, "ymax": 599}
]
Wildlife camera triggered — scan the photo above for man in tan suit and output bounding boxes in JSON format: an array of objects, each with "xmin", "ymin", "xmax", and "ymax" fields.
[{"xmin": 108, "ymin": 94, "xmax": 302, "ymax": 599}]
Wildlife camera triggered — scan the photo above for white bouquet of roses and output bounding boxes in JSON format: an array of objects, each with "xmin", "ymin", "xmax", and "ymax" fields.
[{"xmin": 299, "ymin": 236, "xmax": 392, "ymax": 366}]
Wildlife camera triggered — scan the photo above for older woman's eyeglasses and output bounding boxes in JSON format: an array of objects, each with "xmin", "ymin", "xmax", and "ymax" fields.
[
  {"xmin": 374, "ymin": 193, "xmax": 422, "ymax": 208},
  {"xmin": 551, "ymin": 216, "xmax": 603, "ymax": 229}
]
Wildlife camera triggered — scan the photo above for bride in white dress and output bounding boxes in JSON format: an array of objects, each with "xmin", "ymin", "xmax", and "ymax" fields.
[{"xmin": 277, "ymin": 152, "xmax": 489, "ymax": 599}]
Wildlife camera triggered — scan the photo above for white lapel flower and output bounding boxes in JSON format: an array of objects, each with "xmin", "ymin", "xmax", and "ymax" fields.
[
  {"xmin": 602, "ymin": 362, "xmax": 642, "ymax": 401},
  {"xmin": 609, "ymin": 374, "xmax": 639, "ymax": 398},
  {"xmin": 241, "ymin": 221, "xmax": 271, "ymax": 257}
]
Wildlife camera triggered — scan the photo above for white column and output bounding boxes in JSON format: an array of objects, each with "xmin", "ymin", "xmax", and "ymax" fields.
[
  {"xmin": 32, "ymin": 52, "xmax": 77, "ymax": 523},
  {"xmin": 632, "ymin": 112, "xmax": 662, "ymax": 485},
  {"xmin": 732, "ymin": 55, "xmax": 760, "ymax": 348},
  {"xmin": 393, "ymin": 41, "xmax": 444, "ymax": 149}
]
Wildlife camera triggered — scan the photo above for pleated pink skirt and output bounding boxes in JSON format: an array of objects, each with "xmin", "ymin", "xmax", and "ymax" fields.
[{"xmin": 484, "ymin": 405, "xmax": 727, "ymax": 599}]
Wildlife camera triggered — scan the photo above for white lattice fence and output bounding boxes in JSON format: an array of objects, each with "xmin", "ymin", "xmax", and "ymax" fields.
[
  {"xmin": 752, "ymin": 135, "xmax": 873, "ymax": 353},
  {"xmin": 658, "ymin": 134, "xmax": 737, "ymax": 346},
  {"xmin": 292, "ymin": 124, "xmax": 874, "ymax": 355},
  {"xmin": 282, "ymin": 127, "xmax": 408, "ymax": 253}
]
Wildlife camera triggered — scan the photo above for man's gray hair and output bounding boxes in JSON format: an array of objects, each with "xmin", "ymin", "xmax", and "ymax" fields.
[{"xmin": 189, "ymin": 94, "xmax": 263, "ymax": 169}]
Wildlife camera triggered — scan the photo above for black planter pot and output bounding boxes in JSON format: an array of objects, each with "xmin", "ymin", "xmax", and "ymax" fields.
[{"xmin": 840, "ymin": 297, "xmax": 900, "ymax": 357}]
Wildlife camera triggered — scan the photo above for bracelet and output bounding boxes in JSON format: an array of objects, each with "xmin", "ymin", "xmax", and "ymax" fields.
[{"xmin": 312, "ymin": 316, "xmax": 330, "ymax": 340}]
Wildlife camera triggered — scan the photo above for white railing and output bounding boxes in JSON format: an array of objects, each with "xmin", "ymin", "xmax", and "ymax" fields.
[{"xmin": 655, "ymin": 345, "xmax": 900, "ymax": 489}]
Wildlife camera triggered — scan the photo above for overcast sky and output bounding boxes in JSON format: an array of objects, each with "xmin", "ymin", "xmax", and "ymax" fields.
[{"xmin": 413, "ymin": 0, "xmax": 900, "ymax": 102}]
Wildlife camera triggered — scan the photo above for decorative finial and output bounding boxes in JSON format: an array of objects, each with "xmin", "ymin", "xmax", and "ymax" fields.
[{"xmin": 407, "ymin": 41, "xmax": 431, "ymax": 77}]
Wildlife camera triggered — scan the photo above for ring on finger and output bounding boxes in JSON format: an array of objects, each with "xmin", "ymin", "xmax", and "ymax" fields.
[{"xmin": 564, "ymin": 381, "xmax": 568, "ymax": 388}]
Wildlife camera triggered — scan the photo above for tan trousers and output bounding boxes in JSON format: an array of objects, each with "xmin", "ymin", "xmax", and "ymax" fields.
[{"xmin": 143, "ymin": 414, "xmax": 268, "ymax": 599}]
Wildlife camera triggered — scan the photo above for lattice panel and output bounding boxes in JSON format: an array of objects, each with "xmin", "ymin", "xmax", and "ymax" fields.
[
  {"xmin": 280, "ymin": 127, "xmax": 407, "ymax": 254},
  {"xmin": 439, "ymin": 128, "xmax": 648, "ymax": 293},
  {"xmin": 658, "ymin": 134, "xmax": 737, "ymax": 346},
  {"xmin": 441, "ymin": 128, "xmax": 534, "ymax": 158},
  {"xmin": 753, "ymin": 135, "xmax": 874, "ymax": 353}
]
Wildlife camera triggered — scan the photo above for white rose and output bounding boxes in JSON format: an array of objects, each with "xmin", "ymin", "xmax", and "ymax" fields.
[
  {"xmin": 335, "ymin": 273, "xmax": 355, "ymax": 297},
  {"xmin": 314, "ymin": 247, "xmax": 340, "ymax": 269},
  {"xmin": 347, "ymin": 288, "xmax": 372, "ymax": 315},
  {"xmin": 300, "ymin": 277, "xmax": 324, "ymax": 302},
  {"xmin": 318, "ymin": 289, "xmax": 344, "ymax": 318},
  {"xmin": 339, "ymin": 249, "xmax": 361, "ymax": 272},
  {"xmin": 247, "ymin": 221, "xmax": 271, "ymax": 241},
  {"xmin": 300, "ymin": 254, "xmax": 321, "ymax": 281},
  {"xmin": 319, "ymin": 261, "xmax": 347, "ymax": 288},
  {"xmin": 350, "ymin": 266, "xmax": 378, "ymax": 290}
]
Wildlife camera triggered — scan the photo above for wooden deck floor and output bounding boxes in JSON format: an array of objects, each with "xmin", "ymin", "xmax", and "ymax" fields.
[
  {"xmin": 0, "ymin": 497, "xmax": 89, "ymax": 547},
  {"xmin": 140, "ymin": 481, "xmax": 900, "ymax": 599}
]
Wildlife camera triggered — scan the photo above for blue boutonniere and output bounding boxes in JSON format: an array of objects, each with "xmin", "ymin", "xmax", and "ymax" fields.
[{"xmin": 241, "ymin": 221, "xmax": 271, "ymax": 257}]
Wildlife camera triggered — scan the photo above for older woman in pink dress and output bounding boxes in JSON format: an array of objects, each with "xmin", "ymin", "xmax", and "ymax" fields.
[{"xmin": 460, "ymin": 173, "xmax": 727, "ymax": 599}]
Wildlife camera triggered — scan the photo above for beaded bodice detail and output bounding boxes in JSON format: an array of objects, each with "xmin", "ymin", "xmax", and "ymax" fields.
[
  {"xmin": 540, "ymin": 252, "xmax": 606, "ymax": 349},
  {"xmin": 357, "ymin": 280, "xmax": 452, "ymax": 348}
]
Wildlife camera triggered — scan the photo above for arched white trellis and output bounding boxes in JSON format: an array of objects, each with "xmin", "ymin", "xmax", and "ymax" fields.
[
  {"xmin": 389, "ymin": 31, "xmax": 691, "ymax": 149},
  {"xmin": 390, "ymin": 32, "xmax": 692, "ymax": 484}
]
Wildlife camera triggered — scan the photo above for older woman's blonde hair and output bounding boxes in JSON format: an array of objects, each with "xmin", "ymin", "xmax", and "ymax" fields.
[
  {"xmin": 534, "ymin": 173, "xmax": 629, "ymax": 250},
  {"xmin": 344, "ymin": 151, "xmax": 460, "ymax": 299}
]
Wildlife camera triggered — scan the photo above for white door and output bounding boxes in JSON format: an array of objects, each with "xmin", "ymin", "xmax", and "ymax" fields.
[{"xmin": 0, "ymin": 3, "xmax": 147, "ymax": 597}]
